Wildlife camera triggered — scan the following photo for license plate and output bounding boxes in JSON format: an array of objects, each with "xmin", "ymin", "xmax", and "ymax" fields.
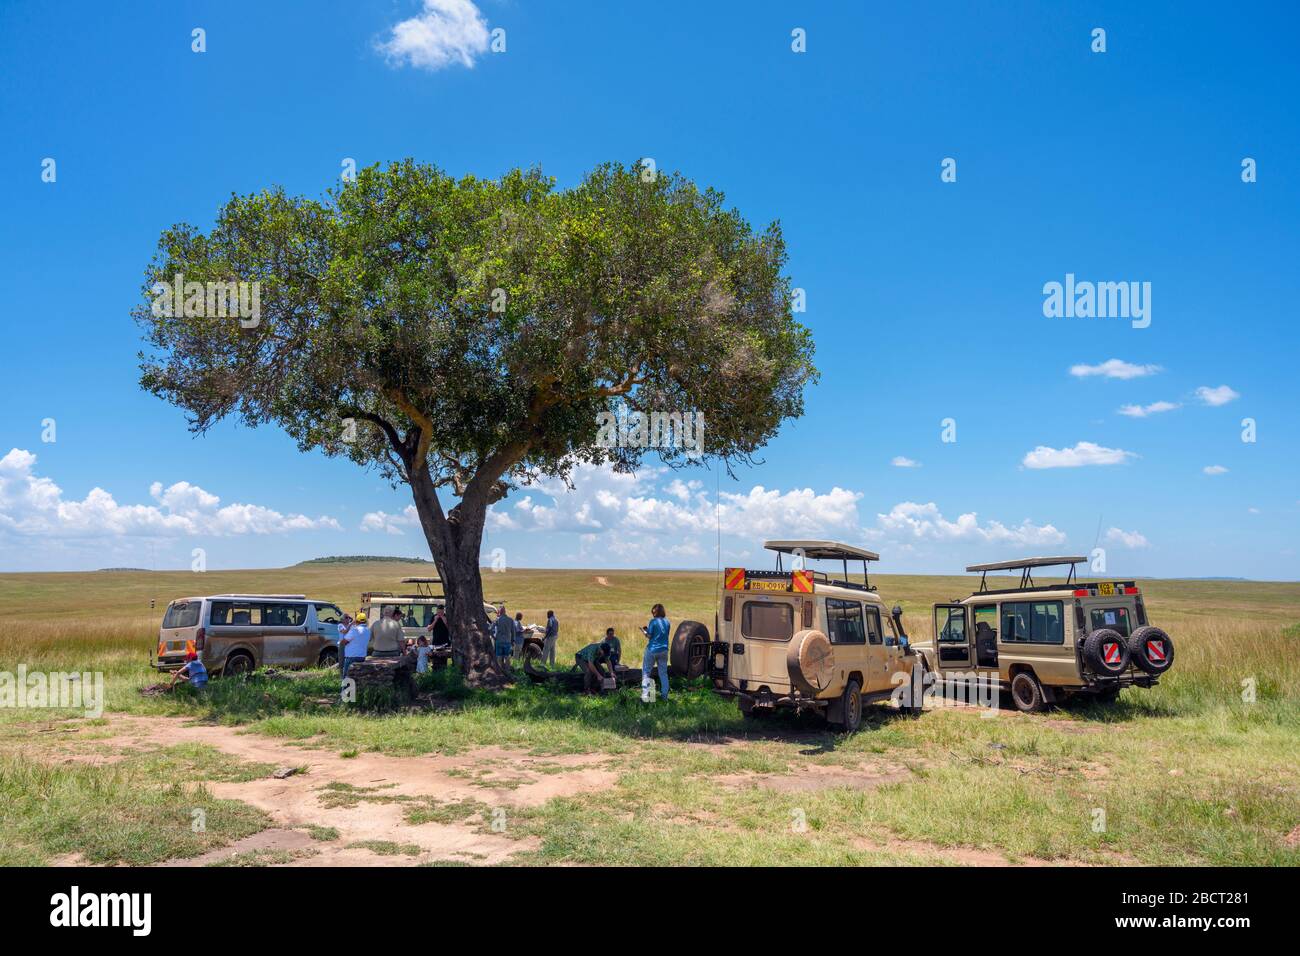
[
  {"xmin": 1098, "ymin": 582, "xmax": 1115, "ymax": 596},
  {"xmin": 748, "ymin": 580, "xmax": 789, "ymax": 592}
]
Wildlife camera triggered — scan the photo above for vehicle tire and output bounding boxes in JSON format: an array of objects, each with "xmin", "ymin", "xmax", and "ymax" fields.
[
  {"xmin": 317, "ymin": 647, "xmax": 338, "ymax": 668},
  {"xmin": 668, "ymin": 621, "xmax": 710, "ymax": 679},
  {"xmin": 1009, "ymin": 670, "xmax": 1046, "ymax": 713},
  {"xmin": 223, "ymin": 651, "xmax": 254, "ymax": 677},
  {"xmin": 1082, "ymin": 628, "xmax": 1130, "ymax": 676},
  {"xmin": 829, "ymin": 679, "xmax": 864, "ymax": 732},
  {"xmin": 905, "ymin": 660, "xmax": 926, "ymax": 716},
  {"xmin": 786, "ymin": 629, "xmax": 834, "ymax": 696},
  {"xmin": 522, "ymin": 639, "xmax": 544, "ymax": 664},
  {"xmin": 738, "ymin": 697, "xmax": 768, "ymax": 720},
  {"xmin": 1127, "ymin": 625, "xmax": 1174, "ymax": 675}
]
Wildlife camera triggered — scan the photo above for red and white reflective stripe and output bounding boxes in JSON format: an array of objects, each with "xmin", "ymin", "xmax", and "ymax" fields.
[
  {"xmin": 1103, "ymin": 642, "xmax": 1121, "ymax": 664},
  {"xmin": 1147, "ymin": 640, "xmax": 1166, "ymax": 661}
]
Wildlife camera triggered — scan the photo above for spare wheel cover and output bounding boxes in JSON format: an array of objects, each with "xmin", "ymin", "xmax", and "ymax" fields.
[{"xmin": 787, "ymin": 629, "xmax": 834, "ymax": 694}]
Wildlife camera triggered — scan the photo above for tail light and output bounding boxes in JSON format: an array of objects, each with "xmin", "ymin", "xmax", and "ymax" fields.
[
  {"xmin": 195, "ymin": 626, "xmax": 206, "ymax": 651},
  {"xmin": 1073, "ymin": 589, "xmax": 1090, "ymax": 597},
  {"xmin": 1123, "ymin": 587, "xmax": 1140, "ymax": 595},
  {"xmin": 802, "ymin": 600, "xmax": 814, "ymax": 628},
  {"xmin": 724, "ymin": 596, "xmax": 733, "ymax": 622}
]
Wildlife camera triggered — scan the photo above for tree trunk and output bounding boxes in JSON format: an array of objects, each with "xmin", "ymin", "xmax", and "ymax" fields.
[{"xmin": 407, "ymin": 464, "xmax": 510, "ymax": 688}]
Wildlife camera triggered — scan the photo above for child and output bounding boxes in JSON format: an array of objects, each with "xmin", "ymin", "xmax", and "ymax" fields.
[
  {"xmin": 170, "ymin": 650, "xmax": 208, "ymax": 690},
  {"xmin": 415, "ymin": 635, "xmax": 432, "ymax": 674}
]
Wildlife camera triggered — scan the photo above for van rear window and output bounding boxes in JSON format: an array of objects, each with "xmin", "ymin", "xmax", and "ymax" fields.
[
  {"xmin": 742, "ymin": 601, "xmax": 794, "ymax": 641},
  {"xmin": 163, "ymin": 602, "xmax": 200, "ymax": 628},
  {"xmin": 1090, "ymin": 607, "xmax": 1132, "ymax": 636}
]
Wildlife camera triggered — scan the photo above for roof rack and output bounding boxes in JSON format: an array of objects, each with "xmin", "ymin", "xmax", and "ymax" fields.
[
  {"xmin": 764, "ymin": 539, "xmax": 880, "ymax": 591},
  {"xmin": 211, "ymin": 593, "xmax": 307, "ymax": 600},
  {"xmin": 965, "ymin": 556, "xmax": 1087, "ymax": 592}
]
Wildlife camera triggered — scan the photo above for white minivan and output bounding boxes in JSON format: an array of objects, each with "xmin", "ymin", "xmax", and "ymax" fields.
[{"xmin": 152, "ymin": 594, "xmax": 346, "ymax": 676}]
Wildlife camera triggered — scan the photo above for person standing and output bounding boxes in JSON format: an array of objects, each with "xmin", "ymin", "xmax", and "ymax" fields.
[
  {"xmin": 338, "ymin": 611, "xmax": 371, "ymax": 684},
  {"xmin": 415, "ymin": 636, "xmax": 432, "ymax": 674},
  {"xmin": 372, "ymin": 606, "xmax": 404, "ymax": 658},
  {"xmin": 428, "ymin": 607, "xmax": 450, "ymax": 647},
  {"xmin": 513, "ymin": 611, "xmax": 526, "ymax": 657},
  {"xmin": 492, "ymin": 605, "xmax": 515, "ymax": 662},
  {"xmin": 542, "ymin": 610, "xmax": 560, "ymax": 666},
  {"xmin": 641, "ymin": 604, "xmax": 671, "ymax": 703}
]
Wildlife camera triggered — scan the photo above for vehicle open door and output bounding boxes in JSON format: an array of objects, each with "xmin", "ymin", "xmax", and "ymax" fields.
[{"xmin": 933, "ymin": 604, "xmax": 971, "ymax": 669}]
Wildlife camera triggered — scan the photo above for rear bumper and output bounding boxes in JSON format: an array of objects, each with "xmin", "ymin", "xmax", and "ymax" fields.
[{"xmin": 151, "ymin": 655, "xmax": 185, "ymax": 673}]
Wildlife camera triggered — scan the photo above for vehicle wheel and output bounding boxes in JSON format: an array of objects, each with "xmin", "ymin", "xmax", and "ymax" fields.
[
  {"xmin": 522, "ymin": 640, "xmax": 544, "ymax": 663},
  {"xmin": 1009, "ymin": 671, "xmax": 1046, "ymax": 713},
  {"xmin": 786, "ymin": 629, "xmax": 834, "ymax": 696},
  {"xmin": 738, "ymin": 697, "xmax": 768, "ymax": 720},
  {"xmin": 668, "ymin": 621, "xmax": 710, "ymax": 678},
  {"xmin": 1127, "ymin": 625, "xmax": 1174, "ymax": 675},
  {"xmin": 223, "ymin": 651, "xmax": 254, "ymax": 677},
  {"xmin": 830, "ymin": 679, "xmax": 864, "ymax": 732},
  {"xmin": 317, "ymin": 647, "xmax": 338, "ymax": 668},
  {"xmin": 1082, "ymin": 628, "xmax": 1130, "ymax": 677}
]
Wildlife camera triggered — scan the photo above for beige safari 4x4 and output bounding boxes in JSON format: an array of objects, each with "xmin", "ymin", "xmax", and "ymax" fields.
[
  {"xmin": 915, "ymin": 556, "xmax": 1175, "ymax": 712},
  {"xmin": 671, "ymin": 541, "xmax": 923, "ymax": 732}
]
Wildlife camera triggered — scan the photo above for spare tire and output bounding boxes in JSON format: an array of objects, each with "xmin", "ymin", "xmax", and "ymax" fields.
[
  {"xmin": 786, "ymin": 629, "xmax": 834, "ymax": 696},
  {"xmin": 1082, "ymin": 627, "xmax": 1130, "ymax": 676},
  {"xmin": 1127, "ymin": 625, "xmax": 1174, "ymax": 675},
  {"xmin": 668, "ymin": 620, "xmax": 710, "ymax": 678}
]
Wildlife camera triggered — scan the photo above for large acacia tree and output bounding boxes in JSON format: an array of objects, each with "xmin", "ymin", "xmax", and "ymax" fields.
[{"xmin": 136, "ymin": 160, "xmax": 816, "ymax": 686}]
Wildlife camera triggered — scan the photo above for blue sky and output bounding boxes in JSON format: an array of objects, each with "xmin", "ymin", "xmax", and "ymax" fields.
[{"xmin": 1, "ymin": 0, "xmax": 1297, "ymax": 579}]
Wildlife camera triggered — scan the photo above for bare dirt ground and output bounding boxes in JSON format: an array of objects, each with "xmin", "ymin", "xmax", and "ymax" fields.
[{"xmin": 59, "ymin": 714, "xmax": 621, "ymax": 866}]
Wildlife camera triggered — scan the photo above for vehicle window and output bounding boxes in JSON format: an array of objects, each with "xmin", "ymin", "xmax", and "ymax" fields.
[
  {"xmin": 825, "ymin": 599, "xmax": 865, "ymax": 644},
  {"xmin": 865, "ymin": 605, "xmax": 883, "ymax": 645},
  {"xmin": 162, "ymin": 602, "xmax": 200, "ymax": 628},
  {"xmin": 314, "ymin": 604, "xmax": 343, "ymax": 625},
  {"xmin": 741, "ymin": 601, "xmax": 794, "ymax": 641},
  {"xmin": 210, "ymin": 601, "xmax": 262, "ymax": 626},
  {"xmin": 938, "ymin": 607, "xmax": 967, "ymax": 643},
  {"xmin": 1001, "ymin": 601, "xmax": 1064, "ymax": 644},
  {"xmin": 974, "ymin": 605, "xmax": 997, "ymax": 640},
  {"xmin": 264, "ymin": 603, "xmax": 307, "ymax": 627},
  {"xmin": 1090, "ymin": 606, "xmax": 1132, "ymax": 637}
]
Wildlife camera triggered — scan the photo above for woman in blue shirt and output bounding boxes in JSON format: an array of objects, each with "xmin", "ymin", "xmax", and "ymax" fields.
[{"xmin": 641, "ymin": 604, "xmax": 671, "ymax": 703}]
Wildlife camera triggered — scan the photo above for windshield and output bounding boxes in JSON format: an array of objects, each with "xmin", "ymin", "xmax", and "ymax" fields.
[{"xmin": 1089, "ymin": 606, "xmax": 1133, "ymax": 636}]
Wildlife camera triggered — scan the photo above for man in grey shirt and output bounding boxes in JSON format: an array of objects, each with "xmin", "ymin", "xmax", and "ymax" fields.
[
  {"xmin": 371, "ymin": 606, "xmax": 404, "ymax": 658},
  {"xmin": 542, "ymin": 610, "xmax": 560, "ymax": 666}
]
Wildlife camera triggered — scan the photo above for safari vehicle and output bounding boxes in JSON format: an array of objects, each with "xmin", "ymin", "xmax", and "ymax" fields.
[
  {"xmin": 152, "ymin": 594, "xmax": 345, "ymax": 675},
  {"xmin": 672, "ymin": 541, "xmax": 923, "ymax": 732},
  {"xmin": 360, "ymin": 577, "xmax": 508, "ymax": 668},
  {"xmin": 917, "ymin": 556, "xmax": 1175, "ymax": 712}
]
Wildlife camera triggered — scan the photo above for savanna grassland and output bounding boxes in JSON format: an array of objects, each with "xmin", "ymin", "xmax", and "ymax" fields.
[{"xmin": 0, "ymin": 562, "xmax": 1296, "ymax": 867}]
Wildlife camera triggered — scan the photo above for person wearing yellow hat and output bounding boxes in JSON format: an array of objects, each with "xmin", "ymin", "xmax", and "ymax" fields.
[{"xmin": 338, "ymin": 610, "xmax": 371, "ymax": 684}]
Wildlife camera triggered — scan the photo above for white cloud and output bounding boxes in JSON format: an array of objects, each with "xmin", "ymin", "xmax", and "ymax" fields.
[
  {"xmin": 360, "ymin": 506, "xmax": 418, "ymax": 535},
  {"xmin": 875, "ymin": 501, "xmax": 1065, "ymax": 547},
  {"xmin": 1118, "ymin": 400, "xmax": 1181, "ymax": 418},
  {"xmin": 1070, "ymin": 359, "xmax": 1162, "ymax": 380},
  {"xmin": 0, "ymin": 448, "xmax": 340, "ymax": 538},
  {"xmin": 890, "ymin": 456, "xmax": 921, "ymax": 468},
  {"xmin": 1203, "ymin": 464, "xmax": 1229, "ymax": 475},
  {"xmin": 1022, "ymin": 441, "xmax": 1137, "ymax": 469},
  {"xmin": 1105, "ymin": 527, "xmax": 1149, "ymax": 549},
  {"xmin": 376, "ymin": 0, "xmax": 490, "ymax": 71},
  {"xmin": 1196, "ymin": 384, "xmax": 1240, "ymax": 406}
]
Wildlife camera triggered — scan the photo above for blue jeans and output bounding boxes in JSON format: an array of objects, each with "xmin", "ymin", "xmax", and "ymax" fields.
[
  {"xmin": 642, "ymin": 648, "xmax": 669, "ymax": 701},
  {"xmin": 340, "ymin": 654, "xmax": 365, "ymax": 681}
]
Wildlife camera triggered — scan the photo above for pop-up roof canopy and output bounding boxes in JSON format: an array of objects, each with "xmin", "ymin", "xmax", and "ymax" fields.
[
  {"xmin": 765, "ymin": 540, "xmax": 880, "ymax": 562},
  {"xmin": 965, "ymin": 556, "xmax": 1087, "ymax": 591},
  {"xmin": 764, "ymin": 540, "xmax": 880, "ymax": 590}
]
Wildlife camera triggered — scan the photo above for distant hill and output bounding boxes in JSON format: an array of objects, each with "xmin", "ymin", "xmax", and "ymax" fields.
[
  {"xmin": 296, "ymin": 555, "xmax": 433, "ymax": 565},
  {"xmin": 96, "ymin": 567, "xmax": 150, "ymax": 572}
]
